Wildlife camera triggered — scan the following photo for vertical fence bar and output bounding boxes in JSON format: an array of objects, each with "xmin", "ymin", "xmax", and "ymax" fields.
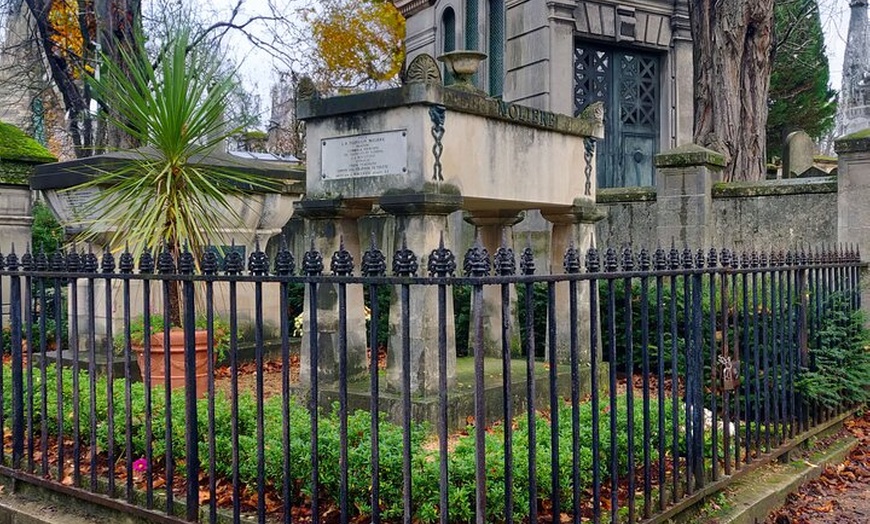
[
  {"xmin": 741, "ymin": 253, "xmax": 751, "ymax": 463},
  {"xmin": 69, "ymin": 249, "xmax": 82, "ymax": 486},
  {"xmin": 474, "ymin": 258, "xmax": 489, "ymax": 524},
  {"xmin": 395, "ymin": 240, "xmax": 417, "ymax": 524},
  {"xmin": 102, "ymin": 250, "xmax": 116, "ymax": 498},
  {"xmin": 691, "ymin": 249, "xmax": 712, "ymax": 490},
  {"xmin": 36, "ymin": 254, "xmax": 49, "ymax": 478},
  {"xmin": 303, "ymin": 242, "xmax": 322, "ymax": 524},
  {"xmin": 9, "ymin": 250, "xmax": 24, "ymax": 471},
  {"xmin": 227, "ymin": 248, "xmax": 242, "ymax": 522},
  {"xmin": 51, "ymin": 252, "xmax": 64, "ymax": 482},
  {"xmin": 785, "ymin": 251, "xmax": 797, "ymax": 438},
  {"xmin": 403, "ymin": 279, "xmax": 414, "ymax": 524},
  {"xmin": 605, "ymin": 247, "xmax": 618, "ymax": 518},
  {"xmin": 639, "ymin": 250, "xmax": 652, "ymax": 518},
  {"xmin": 750, "ymin": 253, "xmax": 761, "ymax": 457},
  {"xmin": 496, "ymin": 240, "xmax": 516, "ymax": 524},
  {"xmin": 761, "ymin": 253, "xmax": 771, "ymax": 453},
  {"xmin": 274, "ymin": 241, "xmax": 294, "ymax": 524},
  {"xmin": 363, "ymin": 238, "xmax": 385, "ymax": 524},
  {"xmin": 0, "ymin": 252, "xmax": 6, "ymax": 468},
  {"xmin": 159, "ymin": 250, "xmax": 174, "ymax": 514},
  {"xmin": 548, "ymin": 279, "xmax": 560, "ymax": 524},
  {"xmin": 586, "ymin": 247, "xmax": 601, "ymax": 522},
  {"xmin": 180, "ymin": 248, "xmax": 199, "ymax": 522},
  {"xmin": 720, "ymin": 249, "xmax": 732, "ymax": 477},
  {"xmin": 428, "ymin": 237, "xmax": 451, "ymax": 524},
  {"xmin": 202, "ymin": 249, "xmax": 218, "ymax": 524},
  {"xmin": 330, "ymin": 241, "xmax": 351, "ymax": 524},
  {"xmin": 140, "ymin": 252, "xmax": 155, "ymax": 509},
  {"xmin": 730, "ymin": 253, "xmax": 741, "ymax": 471},
  {"xmin": 654, "ymin": 247, "xmax": 666, "ymax": 512},
  {"xmin": 23, "ymin": 251, "xmax": 33, "ymax": 473},
  {"xmin": 771, "ymin": 254, "xmax": 781, "ymax": 444},
  {"xmin": 120, "ymin": 250, "xmax": 135, "ymax": 505},
  {"xmin": 707, "ymin": 249, "xmax": 719, "ymax": 483},
  {"xmin": 251, "ymin": 244, "xmax": 268, "ymax": 524},
  {"xmin": 565, "ymin": 246, "xmax": 581, "ymax": 524},
  {"xmin": 523, "ymin": 245, "xmax": 538, "ymax": 524},
  {"xmin": 622, "ymin": 248, "xmax": 636, "ymax": 521},
  {"xmin": 681, "ymin": 248, "xmax": 694, "ymax": 495},
  {"xmin": 668, "ymin": 245, "xmax": 680, "ymax": 502},
  {"xmin": 85, "ymin": 250, "xmax": 99, "ymax": 493}
]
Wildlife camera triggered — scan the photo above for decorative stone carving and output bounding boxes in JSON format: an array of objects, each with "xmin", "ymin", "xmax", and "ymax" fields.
[
  {"xmin": 296, "ymin": 76, "xmax": 319, "ymax": 100},
  {"xmin": 404, "ymin": 53, "xmax": 442, "ymax": 85}
]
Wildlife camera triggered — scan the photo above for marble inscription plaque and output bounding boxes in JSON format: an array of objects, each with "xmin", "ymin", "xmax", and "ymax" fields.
[{"xmin": 321, "ymin": 130, "xmax": 407, "ymax": 179}]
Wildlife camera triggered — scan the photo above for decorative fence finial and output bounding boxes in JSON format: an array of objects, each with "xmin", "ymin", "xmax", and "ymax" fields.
[
  {"xmin": 428, "ymin": 232, "xmax": 456, "ymax": 277},
  {"xmin": 393, "ymin": 234, "xmax": 419, "ymax": 276}
]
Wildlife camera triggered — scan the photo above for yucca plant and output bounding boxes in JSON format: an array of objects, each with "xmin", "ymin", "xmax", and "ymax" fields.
[{"xmin": 75, "ymin": 28, "xmax": 274, "ymax": 326}]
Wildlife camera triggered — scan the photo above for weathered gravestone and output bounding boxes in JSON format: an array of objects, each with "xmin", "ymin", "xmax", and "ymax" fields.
[{"xmin": 783, "ymin": 130, "xmax": 815, "ymax": 178}]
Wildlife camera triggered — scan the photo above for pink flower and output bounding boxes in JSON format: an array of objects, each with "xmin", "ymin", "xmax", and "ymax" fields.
[{"xmin": 132, "ymin": 458, "xmax": 148, "ymax": 473}]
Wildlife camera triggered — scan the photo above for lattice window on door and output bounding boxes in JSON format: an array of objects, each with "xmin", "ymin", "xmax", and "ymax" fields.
[
  {"xmin": 573, "ymin": 47, "xmax": 610, "ymax": 114},
  {"xmin": 619, "ymin": 54, "xmax": 658, "ymax": 127}
]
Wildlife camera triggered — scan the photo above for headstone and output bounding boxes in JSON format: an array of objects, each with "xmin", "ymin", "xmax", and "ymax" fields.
[
  {"xmin": 796, "ymin": 165, "xmax": 829, "ymax": 179},
  {"xmin": 783, "ymin": 130, "xmax": 815, "ymax": 178}
]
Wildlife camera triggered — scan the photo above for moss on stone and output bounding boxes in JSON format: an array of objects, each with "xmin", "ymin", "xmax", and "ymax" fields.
[
  {"xmin": 596, "ymin": 186, "xmax": 657, "ymax": 203},
  {"xmin": 712, "ymin": 177, "xmax": 836, "ymax": 198},
  {"xmin": 654, "ymin": 144, "xmax": 726, "ymax": 168},
  {"xmin": 0, "ymin": 121, "xmax": 56, "ymax": 163}
]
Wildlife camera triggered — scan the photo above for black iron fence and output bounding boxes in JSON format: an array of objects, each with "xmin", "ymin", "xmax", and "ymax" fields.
[{"xmin": 0, "ymin": 239, "xmax": 863, "ymax": 524}]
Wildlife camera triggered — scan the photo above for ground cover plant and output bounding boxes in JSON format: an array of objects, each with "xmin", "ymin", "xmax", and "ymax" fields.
[{"xmin": 0, "ymin": 362, "xmax": 683, "ymax": 522}]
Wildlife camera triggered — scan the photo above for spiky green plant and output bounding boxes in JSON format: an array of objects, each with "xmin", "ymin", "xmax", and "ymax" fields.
[{"xmin": 74, "ymin": 28, "xmax": 274, "ymax": 325}]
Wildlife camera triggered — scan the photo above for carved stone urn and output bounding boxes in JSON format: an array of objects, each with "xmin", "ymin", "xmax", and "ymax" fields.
[{"xmin": 437, "ymin": 50, "xmax": 487, "ymax": 92}]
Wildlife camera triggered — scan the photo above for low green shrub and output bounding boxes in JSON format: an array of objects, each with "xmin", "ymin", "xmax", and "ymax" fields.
[{"xmin": 1, "ymin": 363, "xmax": 682, "ymax": 522}]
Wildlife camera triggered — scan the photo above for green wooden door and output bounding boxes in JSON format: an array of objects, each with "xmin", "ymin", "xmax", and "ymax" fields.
[{"xmin": 574, "ymin": 44, "xmax": 660, "ymax": 188}]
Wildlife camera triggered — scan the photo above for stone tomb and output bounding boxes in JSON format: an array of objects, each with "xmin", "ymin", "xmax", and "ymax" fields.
[
  {"xmin": 30, "ymin": 148, "xmax": 306, "ymax": 358},
  {"xmin": 296, "ymin": 54, "xmax": 604, "ymax": 428}
]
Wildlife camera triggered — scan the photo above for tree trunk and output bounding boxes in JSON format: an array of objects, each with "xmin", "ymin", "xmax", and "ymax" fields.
[
  {"xmin": 690, "ymin": 0, "xmax": 775, "ymax": 181},
  {"xmin": 94, "ymin": 0, "xmax": 142, "ymax": 150}
]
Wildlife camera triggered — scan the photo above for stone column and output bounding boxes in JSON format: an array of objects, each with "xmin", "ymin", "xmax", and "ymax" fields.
[
  {"xmin": 835, "ymin": 132, "xmax": 870, "ymax": 310},
  {"xmin": 463, "ymin": 210, "xmax": 525, "ymax": 357},
  {"xmin": 294, "ymin": 198, "xmax": 370, "ymax": 387},
  {"xmin": 541, "ymin": 201, "xmax": 605, "ymax": 366},
  {"xmin": 655, "ymin": 144, "xmax": 725, "ymax": 249},
  {"xmin": 546, "ymin": 0, "xmax": 578, "ymax": 115},
  {"xmin": 379, "ymin": 191, "xmax": 462, "ymax": 396},
  {"xmin": 670, "ymin": 0, "xmax": 694, "ymax": 148}
]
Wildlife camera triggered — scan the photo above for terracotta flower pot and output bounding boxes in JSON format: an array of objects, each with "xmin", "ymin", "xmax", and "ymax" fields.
[{"xmin": 135, "ymin": 329, "xmax": 210, "ymax": 396}]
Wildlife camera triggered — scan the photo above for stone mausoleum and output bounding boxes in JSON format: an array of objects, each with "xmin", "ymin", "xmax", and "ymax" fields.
[{"xmin": 394, "ymin": 0, "xmax": 694, "ymax": 189}]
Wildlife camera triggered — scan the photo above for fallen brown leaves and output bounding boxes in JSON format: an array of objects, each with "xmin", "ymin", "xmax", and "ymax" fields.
[{"xmin": 766, "ymin": 411, "xmax": 870, "ymax": 524}]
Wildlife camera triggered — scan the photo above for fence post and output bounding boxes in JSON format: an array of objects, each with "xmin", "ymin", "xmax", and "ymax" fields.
[
  {"xmin": 7, "ymin": 249, "xmax": 24, "ymax": 470},
  {"xmin": 654, "ymin": 144, "xmax": 724, "ymax": 248}
]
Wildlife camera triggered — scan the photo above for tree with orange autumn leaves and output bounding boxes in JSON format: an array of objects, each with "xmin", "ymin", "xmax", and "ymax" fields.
[
  {"xmin": 5, "ymin": 0, "xmax": 404, "ymax": 158},
  {"xmin": 305, "ymin": 0, "xmax": 405, "ymax": 92}
]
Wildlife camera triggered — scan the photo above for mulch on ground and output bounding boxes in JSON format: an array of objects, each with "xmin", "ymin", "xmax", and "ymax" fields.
[{"xmin": 766, "ymin": 410, "xmax": 870, "ymax": 524}]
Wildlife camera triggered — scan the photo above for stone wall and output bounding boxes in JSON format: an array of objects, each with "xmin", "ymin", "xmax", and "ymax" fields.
[{"xmin": 595, "ymin": 177, "xmax": 839, "ymax": 251}]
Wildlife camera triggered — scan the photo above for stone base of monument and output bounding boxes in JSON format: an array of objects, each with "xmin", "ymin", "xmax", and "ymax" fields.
[
  {"xmin": 40, "ymin": 349, "xmax": 134, "ymax": 379},
  {"xmin": 314, "ymin": 357, "xmax": 610, "ymax": 434}
]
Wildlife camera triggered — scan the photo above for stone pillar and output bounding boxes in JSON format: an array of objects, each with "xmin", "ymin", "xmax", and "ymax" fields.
[
  {"xmin": 654, "ymin": 144, "xmax": 725, "ymax": 249},
  {"xmin": 670, "ymin": 1, "xmax": 694, "ymax": 149},
  {"xmin": 379, "ymin": 191, "xmax": 462, "ymax": 396},
  {"xmin": 294, "ymin": 198, "xmax": 370, "ymax": 387},
  {"xmin": 541, "ymin": 201, "xmax": 605, "ymax": 366},
  {"xmin": 546, "ymin": 0, "xmax": 578, "ymax": 115},
  {"xmin": 463, "ymin": 210, "xmax": 525, "ymax": 357},
  {"xmin": 835, "ymin": 131, "xmax": 870, "ymax": 310}
]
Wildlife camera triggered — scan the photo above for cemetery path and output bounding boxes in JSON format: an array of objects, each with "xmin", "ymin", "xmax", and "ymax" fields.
[{"xmin": 766, "ymin": 411, "xmax": 870, "ymax": 524}]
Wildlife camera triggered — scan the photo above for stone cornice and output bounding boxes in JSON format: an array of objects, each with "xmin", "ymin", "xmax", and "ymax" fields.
[{"xmin": 392, "ymin": 0, "xmax": 435, "ymax": 18}]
